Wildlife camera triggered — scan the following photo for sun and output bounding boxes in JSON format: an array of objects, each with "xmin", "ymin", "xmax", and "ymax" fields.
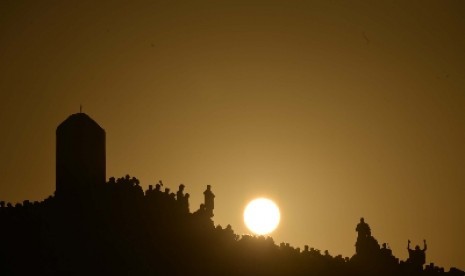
[{"xmin": 244, "ymin": 198, "xmax": 280, "ymax": 235}]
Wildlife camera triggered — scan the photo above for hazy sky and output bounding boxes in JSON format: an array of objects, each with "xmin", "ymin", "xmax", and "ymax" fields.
[{"xmin": 1, "ymin": 0, "xmax": 464, "ymax": 269}]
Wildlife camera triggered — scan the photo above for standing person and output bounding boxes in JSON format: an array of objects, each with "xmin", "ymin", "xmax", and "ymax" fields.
[{"xmin": 204, "ymin": 185, "xmax": 215, "ymax": 218}]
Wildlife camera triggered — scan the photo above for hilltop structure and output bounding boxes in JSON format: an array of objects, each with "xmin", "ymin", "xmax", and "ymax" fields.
[{"xmin": 55, "ymin": 112, "xmax": 106, "ymax": 198}]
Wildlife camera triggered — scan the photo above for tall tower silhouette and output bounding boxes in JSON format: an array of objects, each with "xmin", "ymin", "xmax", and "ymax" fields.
[{"xmin": 56, "ymin": 112, "xmax": 106, "ymax": 198}]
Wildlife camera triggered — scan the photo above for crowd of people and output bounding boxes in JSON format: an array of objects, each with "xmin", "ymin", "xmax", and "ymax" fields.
[{"xmin": 0, "ymin": 176, "xmax": 463, "ymax": 275}]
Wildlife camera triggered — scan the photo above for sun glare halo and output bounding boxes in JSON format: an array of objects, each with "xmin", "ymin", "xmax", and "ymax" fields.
[{"xmin": 244, "ymin": 198, "xmax": 280, "ymax": 235}]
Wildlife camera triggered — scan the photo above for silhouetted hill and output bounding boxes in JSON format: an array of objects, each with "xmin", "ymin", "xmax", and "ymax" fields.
[{"xmin": 0, "ymin": 176, "xmax": 463, "ymax": 276}]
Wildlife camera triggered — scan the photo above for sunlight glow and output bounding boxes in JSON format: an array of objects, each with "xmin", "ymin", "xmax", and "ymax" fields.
[{"xmin": 244, "ymin": 198, "xmax": 280, "ymax": 235}]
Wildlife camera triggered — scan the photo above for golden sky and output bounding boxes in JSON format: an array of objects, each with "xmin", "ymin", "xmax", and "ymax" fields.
[{"xmin": 1, "ymin": 0, "xmax": 464, "ymax": 269}]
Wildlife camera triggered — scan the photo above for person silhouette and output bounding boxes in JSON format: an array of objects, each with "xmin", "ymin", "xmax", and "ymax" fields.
[
  {"xmin": 356, "ymin": 217, "xmax": 371, "ymax": 238},
  {"xmin": 355, "ymin": 218, "xmax": 380, "ymax": 256},
  {"xmin": 407, "ymin": 239, "xmax": 427, "ymax": 268},
  {"xmin": 381, "ymin": 242, "xmax": 392, "ymax": 257},
  {"xmin": 203, "ymin": 185, "xmax": 215, "ymax": 218},
  {"xmin": 177, "ymin": 184, "xmax": 185, "ymax": 201}
]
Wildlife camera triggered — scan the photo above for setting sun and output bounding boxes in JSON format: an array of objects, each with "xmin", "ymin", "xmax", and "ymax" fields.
[{"xmin": 244, "ymin": 198, "xmax": 280, "ymax": 235}]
